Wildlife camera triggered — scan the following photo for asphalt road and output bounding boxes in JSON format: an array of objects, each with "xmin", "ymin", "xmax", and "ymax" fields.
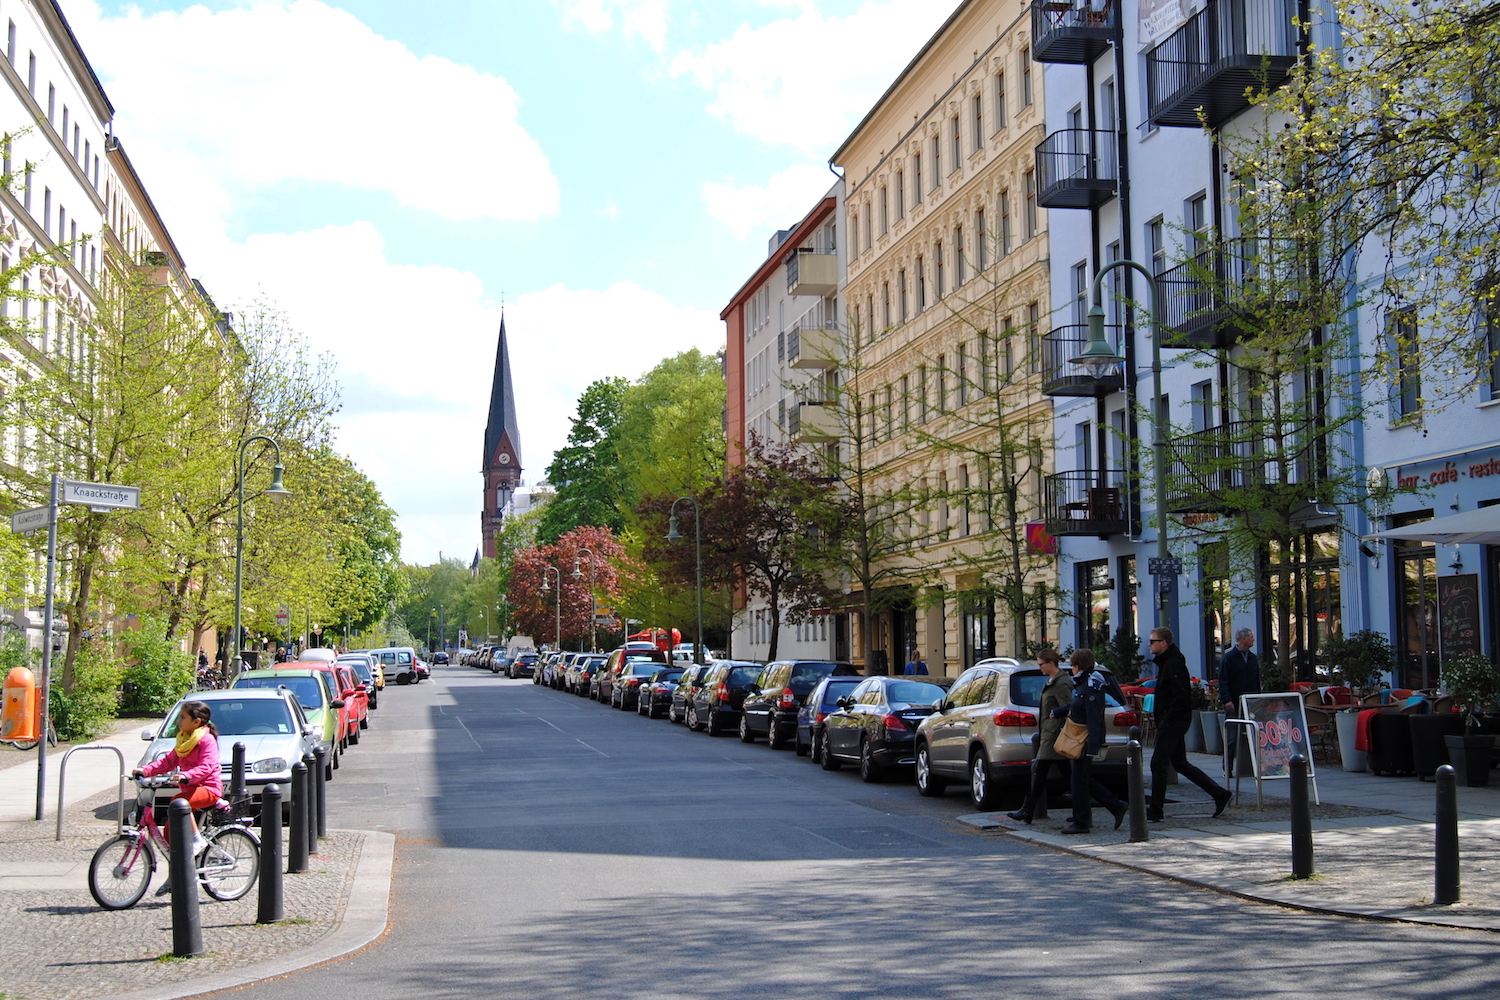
[{"xmin": 233, "ymin": 664, "xmax": 1500, "ymax": 999}]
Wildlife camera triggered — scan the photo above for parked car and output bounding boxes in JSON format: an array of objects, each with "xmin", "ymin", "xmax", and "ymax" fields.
[
  {"xmin": 609, "ymin": 661, "xmax": 664, "ymax": 710},
  {"xmin": 685, "ymin": 661, "xmax": 764, "ymax": 735},
  {"xmin": 912, "ymin": 659, "xmax": 1137, "ymax": 808},
  {"xmin": 339, "ymin": 657, "xmax": 380, "ymax": 710},
  {"xmin": 567, "ymin": 654, "xmax": 608, "ymax": 695},
  {"xmin": 637, "ymin": 667, "xmax": 685, "ymax": 718},
  {"xmin": 820, "ymin": 676, "xmax": 948, "ymax": 781},
  {"xmin": 669, "ymin": 664, "xmax": 714, "ymax": 723},
  {"xmin": 739, "ymin": 660, "xmax": 861, "ymax": 748},
  {"xmin": 547, "ymin": 653, "xmax": 577, "ymax": 688},
  {"xmin": 594, "ymin": 647, "xmax": 667, "ymax": 704},
  {"xmin": 370, "ymin": 646, "xmax": 419, "ymax": 685},
  {"xmin": 796, "ymin": 676, "xmax": 864, "ymax": 759},
  {"xmin": 414, "ymin": 656, "xmax": 431, "ymax": 681},
  {"xmin": 508, "ymin": 652, "xmax": 540, "ymax": 679},
  {"xmin": 138, "ymin": 688, "xmax": 318, "ymax": 818},
  {"xmin": 232, "ymin": 668, "xmax": 342, "ymax": 778},
  {"xmin": 432, "ymin": 650, "xmax": 450, "ymax": 665},
  {"xmin": 339, "ymin": 652, "xmax": 383, "ymax": 697},
  {"xmin": 332, "ymin": 664, "xmax": 369, "ymax": 741}
]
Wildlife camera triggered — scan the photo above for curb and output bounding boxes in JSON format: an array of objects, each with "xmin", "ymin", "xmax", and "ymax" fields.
[
  {"xmin": 957, "ymin": 813, "xmax": 1500, "ymax": 934},
  {"xmin": 88, "ymin": 829, "xmax": 396, "ymax": 1000}
]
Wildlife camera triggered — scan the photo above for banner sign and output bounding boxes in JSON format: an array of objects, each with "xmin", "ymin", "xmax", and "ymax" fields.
[
  {"xmin": 1240, "ymin": 692, "xmax": 1315, "ymax": 780},
  {"xmin": 1139, "ymin": 0, "xmax": 1203, "ymax": 46}
]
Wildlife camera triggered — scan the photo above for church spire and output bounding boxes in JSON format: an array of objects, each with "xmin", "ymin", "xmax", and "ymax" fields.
[{"xmin": 482, "ymin": 316, "xmax": 522, "ymax": 558}]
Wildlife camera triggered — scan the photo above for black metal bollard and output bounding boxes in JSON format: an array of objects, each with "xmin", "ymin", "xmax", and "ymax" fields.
[
  {"xmin": 257, "ymin": 783, "xmax": 284, "ymax": 923},
  {"xmin": 1127, "ymin": 737, "xmax": 1149, "ymax": 843},
  {"xmin": 1289, "ymin": 754, "xmax": 1314, "ymax": 878},
  {"xmin": 302, "ymin": 753, "xmax": 318, "ymax": 856},
  {"xmin": 168, "ymin": 799, "xmax": 204, "ymax": 957},
  {"xmin": 1435, "ymin": 763, "xmax": 1460, "ymax": 905},
  {"xmin": 289, "ymin": 760, "xmax": 309, "ymax": 873},
  {"xmin": 312, "ymin": 747, "xmax": 328, "ymax": 841},
  {"xmin": 230, "ymin": 742, "xmax": 247, "ymax": 803}
]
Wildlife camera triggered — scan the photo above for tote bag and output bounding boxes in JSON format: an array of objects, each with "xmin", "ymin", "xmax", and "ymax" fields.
[{"xmin": 1054, "ymin": 718, "xmax": 1089, "ymax": 759}]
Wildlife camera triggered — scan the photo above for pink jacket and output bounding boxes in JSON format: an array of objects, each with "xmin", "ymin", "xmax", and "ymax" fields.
[{"xmin": 142, "ymin": 730, "xmax": 224, "ymax": 797}]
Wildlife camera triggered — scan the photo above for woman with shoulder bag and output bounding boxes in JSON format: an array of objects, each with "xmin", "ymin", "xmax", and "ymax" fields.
[
  {"xmin": 1053, "ymin": 649, "xmax": 1126, "ymax": 834},
  {"xmin": 1006, "ymin": 649, "xmax": 1073, "ymax": 824}
]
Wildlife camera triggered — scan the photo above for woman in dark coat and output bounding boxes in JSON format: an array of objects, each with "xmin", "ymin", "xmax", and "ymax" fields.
[
  {"xmin": 1006, "ymin": 649, "xmax": 1073, "ymax": 824},
  {"xmin": 1056, "ymin": 648, "xmax": 1126, "ymax": 834}
]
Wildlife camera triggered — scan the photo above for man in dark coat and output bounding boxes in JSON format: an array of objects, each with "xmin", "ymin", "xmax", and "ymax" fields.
[
  {"xmin": 1218, "ymin": 627, "xmax": 1260, "ymax": 778},
  {"xmin": 1148, "ymin": 626, "xmax": 1231, "ymax": 822}
]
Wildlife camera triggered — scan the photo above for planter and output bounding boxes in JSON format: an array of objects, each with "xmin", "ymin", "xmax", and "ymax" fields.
[
  {"xmin": 1184, "ymin": 710, "xmax": 1204, "ymax": 753},
  {"xmin": 1444, "ymin": 734, "xmax": 1495, "ymax": 787},
  {"xmin": 1335, "ymin": 710, "xmax": 1366, "ymax": 772},
  {"xmin": 1199, "ymin": 711, "xmax": 1225, "ymax": 756},
  {"xmin": 1410, "ymin": 713, "xmax": 1466, "ymax": 780}
]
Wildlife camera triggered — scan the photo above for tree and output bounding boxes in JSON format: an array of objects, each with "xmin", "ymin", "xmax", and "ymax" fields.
[
  {"xmin": 538, "ymin": 378, "xmax": 627, "ymax": 545},
  {"xmin": 506, "ymin": 526, "xmax": 629, "ymax": 648}
]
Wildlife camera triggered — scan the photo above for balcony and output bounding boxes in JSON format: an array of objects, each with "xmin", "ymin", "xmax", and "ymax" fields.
[
  {"xmin": 1036, "ymin": 129, "xmax": 1118, "ymax": 209},
  {"xmin": 1163, "ymin": 420, "xmax": 1320, "ymax": 513},
  {"xmin": 1041, "ymin": 324, "xmax": 1124, "ymax": 397},
  {"xmin": 1145, "ymin": 0, "xmax": 1298, "ymax": 128},
  {"xmin": 785, "ymin": 248, "xmax": 838, "ymax": 297},
  {"xmin": 790, "ymin": 401, "xmax": 839, "ymax": 443},
  {"xmin": 788, "ymin": 301, "xmax": 840, "ymax": 369},
  {"xmin": 1157, "ymin": 238, "xmax": 1301, "ymax": 348},
  {"xmin": 1032, "ymin": 0, "xmax": 1121, "ymax": 64},
  {"xmin": 1044, "ymin": 472, "xmax": 1128, "ymax": 537}
]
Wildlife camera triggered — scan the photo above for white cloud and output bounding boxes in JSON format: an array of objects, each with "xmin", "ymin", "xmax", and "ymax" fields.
[
  {"xmin": 600, "ymin": 197, "xmax": 620, "ymax": 222},
  {"xmin": 559, "ymin": 0, "xmax": 670, "ymax": 51},
  {"xmin": 69, "ymin": 0, "xmax": 559, "ymax": 224},
  {"xmin": 702, "ymin": 163, "xmax": 835, "ymax": 240},
  {"xmin": 670, "ymin": 0, "xmax": 955, "ymax": 154}
]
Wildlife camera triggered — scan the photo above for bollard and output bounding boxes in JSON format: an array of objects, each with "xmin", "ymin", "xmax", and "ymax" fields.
[
  {"xmin": 288, "ymin": 761, "xmax": 309, "ymax": 874},
  {"xmin": 230, "ymin": 741, "xmax": 247, "ymax": 803},
  {"xmin": 1289, "ymin": 754, "xmax": 1314, "ymax": 879},
  {"xmin": 312, "ymin": 746, "xmax": 328, "ymax": 841},
  {"xmin": 1127, "ymin": 738, "xmax": 1149, "ymax": 843},
  {"xmin": 302, "ymin": 753, "xmax": 318, "ymax": 856},
  {"xmin": 167, "ymin": 799, "xmax": 204, "ymax": 957},
  {"xmin": 1435, "ymin": 763, "xmax": 1460, "ymax": 905},
  {"xmin": 257, "ymin": 783, "xmax": 285, "ymax": 923}
]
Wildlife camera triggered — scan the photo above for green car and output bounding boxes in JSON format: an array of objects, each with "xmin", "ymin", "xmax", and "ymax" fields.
[{"xmin": 233, "ymin": 668, "xmax": 344, "ymax": 780}]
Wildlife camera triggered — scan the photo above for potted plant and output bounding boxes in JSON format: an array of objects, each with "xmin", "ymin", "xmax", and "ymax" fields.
[
  {"xmin": 1320, "ymin": 629, "xmax": 1393, "ymax": 772},
  {"xmin": 1440, "ymin": 653, "xmax": 1500, "ymax": 787}
]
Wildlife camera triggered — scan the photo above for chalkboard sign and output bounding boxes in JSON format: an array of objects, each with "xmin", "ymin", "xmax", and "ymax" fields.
[
  {"xmin": 1438, "ymin": 573, "xmax": 1481, "ymax": 661},
  {"xmin": 1240, "ymin": 692, "xmax": 1316, "ymax": 781}
]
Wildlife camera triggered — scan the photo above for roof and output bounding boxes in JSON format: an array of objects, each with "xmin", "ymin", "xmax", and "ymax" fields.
[
  {"xmin": 719, "ymin": 195, "xmax": 838, "ymax": 320},
  {"xmin": 483, "ymin": 316, "xmax": 521, "ymax": 467},
  {"xmin": 42, "ymin": 0, "xmax": 114, "ymax": 120}
]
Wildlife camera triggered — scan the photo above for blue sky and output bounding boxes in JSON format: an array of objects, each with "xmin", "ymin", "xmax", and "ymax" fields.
[{"xmin": 67, "ymin": 0, "xmax": 955, "ymax": 561}]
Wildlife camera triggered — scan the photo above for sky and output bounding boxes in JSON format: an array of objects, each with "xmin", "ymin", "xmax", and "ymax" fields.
[{"xmin": 67, "ymin": 0, "xmax": 958, "ymax": 563}]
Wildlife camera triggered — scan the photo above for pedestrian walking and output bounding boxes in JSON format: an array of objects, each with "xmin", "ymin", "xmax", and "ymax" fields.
[
  {"xmin": 1006, "ymin": 648, "xmax": 1072, "ymax": 824},
  {"xmin": 1056, "ymin": 648, "xmax": 1127, "ymax": 834},
  {"xmin": 1218, "ymin": 627, "xmax": 1260, "ymax": 779},
  {"xmin": 1148, "ymin": 627, "xmax": 1232, "ymax": 822},
  {"xmin": 903, "ymin": 649, "xmax": 929, "ymax": 676}
]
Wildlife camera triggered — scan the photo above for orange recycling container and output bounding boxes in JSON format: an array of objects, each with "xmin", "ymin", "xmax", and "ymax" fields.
[{"xmin": 2, "ymin": 666, "xmax": 38, "ymax": 743}]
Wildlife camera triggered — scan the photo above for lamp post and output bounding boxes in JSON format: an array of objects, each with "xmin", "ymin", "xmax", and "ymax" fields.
[
  {"xmin": 427, "ymin": 609, "xmax": 436, "ymax": 655},
  {"xmin": 438, "ymin": 604, "xmax": 445, "ymax": 652},
  {"xmin": 665, "ymin": 496, "xmax": 704, "ymax": 665},
  {"xmin": 540, "ymin": 566, "xmax": 562, "ymax": 650},
  {"xmin": 1070, "ymin": 258, "xmax": 1170, "ymax": 626},
  {"xmin": 572, "ymin": 547, "xmax": 597, "ymax": 652},
  {"xmin": 234, "ymin": 435, "xmax": 291, "ymax": 677}
]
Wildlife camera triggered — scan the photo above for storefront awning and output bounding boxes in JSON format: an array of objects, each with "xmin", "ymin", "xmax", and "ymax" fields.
[{"xmin": 1364, "ymin": 506, "xmax": 1500, "ymax": 545}]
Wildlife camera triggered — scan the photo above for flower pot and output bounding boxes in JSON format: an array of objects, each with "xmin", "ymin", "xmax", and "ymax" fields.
[
  {"xmin": 1443, "ymin": 734, "xmax": 1495, "ymax": 787},
  {"xmin": 1335, "ymin": 710, "xmax": 1366, "ymax": 772},
  {"xmin": 1199, "ymin": 711, "xmax": 1225, "ymax": 756},
  {"xmin": 1184, "ymin": 710, "xmax": 1204, "ymax": 753},
  {"xmin": 1410, "ymin": 713, "xmax": 1466, "ymax": 780}
]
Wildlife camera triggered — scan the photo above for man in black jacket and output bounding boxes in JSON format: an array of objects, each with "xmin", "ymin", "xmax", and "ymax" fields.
[
  {"xmin": 1218, "ymin": 627, "xmax": 1260, "ymax": 778},
  {"xmin": 1148, "ymin": 627, "xmax": 1231, "ymax": 821}
]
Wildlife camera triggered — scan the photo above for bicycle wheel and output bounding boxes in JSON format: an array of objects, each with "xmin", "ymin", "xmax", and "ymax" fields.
[
  {"xmin": 88, "ymin": 834, "xmax": 155, "ymax": 910},
  {"xmin": 201, "ymin": 826, "xmax": 260, "ymax": 901}
]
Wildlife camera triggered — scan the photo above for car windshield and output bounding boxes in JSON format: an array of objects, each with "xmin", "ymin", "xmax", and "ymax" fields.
[
  {"xmin": 624, "ymin": 664, "xmax": 658, "ymax": 676},
  {"xmin": 625, "ymin": 652, "xmax": 665, "ymax": 662},
  {"xmin": 791, "ymin": 662, "xmax": 838, "ymax": 681},
  {"xmin": 1010, "ymin": 671, "xmax": 1123, "ymax": 708},
  {"xmin": 820, "ymin": 679, "xmax": 861, "ymax": 706},
  {"xmin": 347, "ymin": 663, "xmax": 373, "ymax": 683},
  {"xmin": 165, "ymin": 699, "xmax": 294, "ymax": 737},
  {"xmin": 235, "ymin": 675, "xmax": 324, "ymax": 711},
  {"xmin": 885, "ymin": 680, "xmax": 946, "ymax": 704},
  {"xmin": 655, "ymin": 669, "xmax": 685, "ymax": 683},
  {"xmin": 729, "ymin": 666, "xmax": 762, "ymax": 686}
]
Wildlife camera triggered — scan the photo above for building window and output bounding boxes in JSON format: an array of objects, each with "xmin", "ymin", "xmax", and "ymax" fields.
[
  {"xmin": 866, "ymin": 293, "xmax": 875, "ymax": 342},
  {"xmin": 27, "ymin": 52, "xmax": 35, "ymax": 95},
  {"xmin": 896, "ymin": 170, "xmax": 905, "ymax": 218},
  {"xmin": 994, "ymin": 72, "xmax": 1007, "ymax": 131},
  {"xmin": 884, "ymin": 386, "xmax": 894, "ymax": 438},
  {"xmin": 899, "ymin": 270, "xmax": 908, "ymax": 322},
  {"xmin": 932, "ymin": 136, "xmax": 941, "ymax": 188},
  {"xmin": 935, "ymin": 243, "xmax": 945, "ymax": 299},
  {"xmin": 862, "ymin": 203, "xmax": 872, "ymax": 251},
  {"xmin": 962, "ymin": 593, "xmax": 994, "ymax": 667},
  {"xmin": 913, "ymin": 154, "xmax": 922, "ymax": 205},
  {"xmin": 1191, "ymin": 381, "xmax": 1214, "ymax": 431},
  {"xmin": 850, "ymin": 212, "xmax": 859, "ymax": 256},
  {"xmin": 883, "ymin": 282, "xmax": 891, "ymax": 330},
  {"xmin": 1483, "ymin": 282, "xmax": 1500, "ymax": 397},
  {"xmin": 919, "ymin": 365, "xmax": 929, "ymax": 422},
  {"xmin": 1072, "ymin": 261, "xmax": 1088, "ymax": 326},
  {"xmin": 1027, "ymin": 302, "xmax": 1041, "ymax": 374},
  {"xmin": 6, "ymin": 22, "xmax": 14, "ymax": 66},
  {"xmin": 973, "ymin": 94, "xmax": 984, "ymax": 152},
  {"xmin": 1187, "ymin": 192, "xmax": 1209, "ymax": 255},
  {"xmin": 1078, "ymin": 560, "xmax": 1111, "ymax": 649},
  {"xmin": 937, "ymin": 355, "xmax": 947, "ymax": 413},
  {"xmin": 1021, "ymin": 46, "xmax": 1033, "ymax": 106},
  {"xmin": 1002, "ymin": 317, "xmax": 1015, "ymax": 375},
  {"xmin": 1391, "ymin": 306, "xmax": 1421, "ymax": 418},
  {"xmin": 978, "ymin": 333, "xmax": 990, "ymax": 396},
  {"xmin": 1024, "ymin": 170, "xmax": 1037, "ymax": 239},
  {"xmin": 1147, "ymin": 216, "xmax": 1166, "ymax": 277},
  {"xmin": 880, "ymin": 185, "xmax": 889, "ymax": 235},
  {"xmin": 47, "ymin": 83, "xmax": 55, "ymax": 123},
  {"xmin": 976, "ymin": 209, "xmax": 988, "ymax": 271},
  {"xmin": 901, "ymin": 375, "xmax": 911, "ymax": 430},
  {"xmin": 916, "ymin": 256, "xmax": 926, "ymax": 313},
  {"xmin": 999, "ymin": 191, "xmax": 1011, "ymax": 256},
  {"xmin": 951, "ymin": 115, "xmax": 961, "ymax": 167},
  {"xmin": 958, "ymin": 344, "xmax": 968, "ymax": 407},
  {"xmin": 954, "ymin": 225, "xmax": 965, "ymax": 286}
]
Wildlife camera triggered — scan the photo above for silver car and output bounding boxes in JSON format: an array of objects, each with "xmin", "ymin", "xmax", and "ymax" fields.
[{"xmin": 913, "ymin": 658, "xmax": 1139, "ymax": 809}]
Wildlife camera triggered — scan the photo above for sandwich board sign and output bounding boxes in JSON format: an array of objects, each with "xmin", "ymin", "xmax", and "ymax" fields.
[{"xmin": 1236, "ymin": 691, "xmax": 1320, "ymax": 806}]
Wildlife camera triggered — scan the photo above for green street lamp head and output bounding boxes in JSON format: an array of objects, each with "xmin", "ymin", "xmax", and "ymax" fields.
[
  {"xmin": 266, "ymin": 463, "xmax": 291, "ymax": 499},
  {"xmin": 1072, "ymin": 303, "xmax": 1124, "ymax": 380},
  {"xmin": 665, "ymin": 513, "xmax": 683, "ymax": 544}
]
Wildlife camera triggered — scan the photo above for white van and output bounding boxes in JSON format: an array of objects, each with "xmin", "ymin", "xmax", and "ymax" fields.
[{"xmin": 369, "ymin": 646, "xmax": 419, "ymax": 685}]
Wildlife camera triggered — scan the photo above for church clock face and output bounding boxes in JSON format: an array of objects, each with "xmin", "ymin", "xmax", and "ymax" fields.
[{"xmin": 498, "ymin": 452, "xmax": 511, "ymax": 465}]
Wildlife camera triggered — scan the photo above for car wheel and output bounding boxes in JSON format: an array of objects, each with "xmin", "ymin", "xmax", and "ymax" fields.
[
  {"xmin": 766, "ymin": 715, "xmax": 785, "ymax": 750},
  {"xmin": 396, "ymin": 674, "xmax": 410, "ymax": 686},
  {"xmin": 706, "ymin": 709, "xmax": 723, "ymax": 737},
  {"xmin": 739, "ymin": 713, "xmax": 756, "ymax": 743},
  {"xmin": 795, "ymin": 730, "xmax": 809, "ymax": 757},
  {"xmin": 819, "ymin": 731, "xmax": 842, "ymax": 770},
  {"xmin": 686, "ymin": 704, "xmax": 702, "ymax": 732},
  {"xmin": 349, "ymin": 726, "xmax": 360, "ymax": 745},
  {"xmin": 970, "ymin": 750, "xmax": 999, "ymax": 810},
  {"xmin": 359, "ymin": 716, "xmax": 369, "ymax": 730},
  {"xmin": 859, "ymin": 737, "xmax": 882, "ymax": 783},
  {"xmin": 915, "ymin": 744, "xmax": 946, "ymax": 796},
  {"xmin": 331, "ymin": 748, "xmax": 340, "ymax": 773}
]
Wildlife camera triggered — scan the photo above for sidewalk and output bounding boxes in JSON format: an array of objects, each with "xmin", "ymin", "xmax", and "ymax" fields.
[
  {"xmin": 960, "ymin": 749, "xmax": 1500, "ymax": 931},
  {"xmin": 0, "ymin": 726, "xmax": 393, "ymax": 1000}
]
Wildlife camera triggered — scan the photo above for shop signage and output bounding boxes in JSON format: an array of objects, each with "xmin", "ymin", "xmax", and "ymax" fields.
[
  {"xmin": 1437, "ymin": 573, "xmax": 1481, "ymax": 660},
  {"xmin": 1241, "ymin": 692, "xmax": 1315, "ymax": 781}
]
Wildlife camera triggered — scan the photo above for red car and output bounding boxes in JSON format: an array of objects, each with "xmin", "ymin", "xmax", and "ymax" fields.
[{"xmin": 332, "ymin": 664, "xmax": 369, "ymax": 745}]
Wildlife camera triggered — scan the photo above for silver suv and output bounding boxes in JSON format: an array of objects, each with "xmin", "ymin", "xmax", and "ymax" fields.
[{"xmin": 913, "ymin": 658, "xmax": 1139, "ymax": 809}]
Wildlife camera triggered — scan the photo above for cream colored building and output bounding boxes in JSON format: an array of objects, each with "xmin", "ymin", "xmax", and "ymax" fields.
[{"xmin": 827, "ymin": 0, "xmax": 1057, "ymax": 673}]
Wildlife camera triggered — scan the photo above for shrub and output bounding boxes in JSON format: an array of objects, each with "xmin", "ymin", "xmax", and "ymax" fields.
[
  {"xmin": 1441, "ymin": 653, "xmax": 1500, "ymax": 727},
  {"xmin": 1320, "ymin": 629, "xmax": 1393, "ymax": 700},
  {"xmin": 54, "ymin": 638, "xmax": 122, "ymax": 741},
  {"xmin": 119, "ymin": 617, "xmax": 194, "ymax": 715}
]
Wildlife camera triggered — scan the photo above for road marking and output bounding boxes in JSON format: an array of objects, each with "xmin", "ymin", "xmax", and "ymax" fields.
[{"xmin": 575, "ymin": 739, "xmax": 609, "ymax": 757}]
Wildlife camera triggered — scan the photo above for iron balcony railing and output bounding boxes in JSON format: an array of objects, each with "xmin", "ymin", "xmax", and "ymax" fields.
[
  {"xmin": 1044, "ymin": 471, "xmax": 1129, "ymax": 536},
  {"xmin": 1035, "ymin": 129, "xmax": 1118, "ymax": 209},
  {"xmin": 1031, "ymin": 0, "xmax": 1122, "ymax": 64},
  {"xmin": 1156, "ymin": 238, "xmax": 1302, "ymax": 347},
  {"xmin": 1164, "ymin": 420, "xmax": 1319, "ymax": 512},
  {"xmin": 1145, "ymin": 0, "xmax": 1299, "ymax": 128},
  {"xmin": 1041, "ymin": 323, "xmax": 1124, "ymax": 397},
  {"xmin": 785, "ymin": 247, "xmax": 838, "ymax": 296}
]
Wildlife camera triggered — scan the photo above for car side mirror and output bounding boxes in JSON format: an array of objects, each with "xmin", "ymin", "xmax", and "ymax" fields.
[
  {"xmin": 141, "ymin": 727, "xmax": 156, "ymax": 741},
  {"xmin": 356, "ymin": 684, "xmax": 368, "ymax": 691},
  {"xmin": 304, "ymin": 725, "xmax": 318, "ymax": 737},
  {"xmin": 835, "ymin": 697, "xmax": 849, "ymax": 709},
  {"xmin": 936, "ymin": 699, "xmax": 950, "ymax": 712},
  {"xmin": 331, "ymin": 699, "xmax": 346, "ymax": 709}
]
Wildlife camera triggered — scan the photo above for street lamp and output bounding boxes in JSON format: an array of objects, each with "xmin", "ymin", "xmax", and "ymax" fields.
[
  {"xmin": 572, "ymin": 546, "xmax": 597, "ymax": 652},
  {"xmin": 666, "ymin": 496, "xmax": 704, "ymax": 665},
  {"xmin": 540, "ymin": 566, "xmax": 562, "ymax": 650},
  {"xmin": 477, "ymin": 608, "xmax": 485, "ymax": 644},
  {"xmin": 1070, "ymin": 258, "xmax": 1170, "ymax": 625},
  {"xmin": 234, "ymin": 435, "xmax": 291, "ymax": 677}
]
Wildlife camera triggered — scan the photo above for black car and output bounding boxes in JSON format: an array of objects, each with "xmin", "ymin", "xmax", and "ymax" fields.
[
  {"xmin": 669, "ymin": 664, "xmax": 714, "ymax": 723},
  {"xmin": 821, "ymin": 676, "xmax": 948, "ymax": 781},
  {"xmin": 508, "ymin": 653, "xmax": 540, "ymax": 679},
  {"xmin": 638, "ymin": 667, "xmax": 686, "ymax": 718},
  {"xmin": 571, "ymin": 655, "xmax": 607, "ymax": 696},
  {"xmin": 686, "ymin": 661, "xmax": 764, "ymax": 736},
  {"xmin": 609, "ymin": 661, "xmax": 662, "ymax": 710},
  {"xmin": 432, "ymin": 651, "xmax": 450, "ymax": 665},
  {"xmin": 739, "ymin": 660, "xmax": 861, "ymax": 748},
  {"xmin": 796, "ymin": 676, "xmax": 863, "ymax": 758}
]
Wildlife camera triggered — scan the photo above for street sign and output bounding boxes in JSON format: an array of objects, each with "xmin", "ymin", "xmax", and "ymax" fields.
[
  {"xmin": 1147, "ymin": 556, "xmax": 1184, "ymax": 576},
  {"xmin": 594, "ymin": 616, "xmax": 614, "ymax": 627},
  {"xmin": 275, "ymin": 607, "xmax": 290, "ymax": 625},
  {"xmin": 9, "ymin": 506, "xmax": 48, "ymax": 535},
  {"xmin": 62, "ymin": 480, "xmax": 140, "ymax": 511}
]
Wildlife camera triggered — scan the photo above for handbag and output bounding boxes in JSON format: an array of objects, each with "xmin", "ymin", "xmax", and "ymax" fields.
[{"xmin": 1054, "ymin": 718, "xmax": 1089, "ymax": 759}]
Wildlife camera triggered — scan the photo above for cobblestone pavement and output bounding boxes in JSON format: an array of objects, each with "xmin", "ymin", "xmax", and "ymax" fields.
[{"xmin": 0, "ymin": 786, "xmax": 364, "ymax": 1000}]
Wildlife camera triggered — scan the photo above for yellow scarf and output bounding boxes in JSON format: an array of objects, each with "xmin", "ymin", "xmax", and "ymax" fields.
[{"xmin": 175, "ymin": 725, "xmax": 205, "ymax": 758}]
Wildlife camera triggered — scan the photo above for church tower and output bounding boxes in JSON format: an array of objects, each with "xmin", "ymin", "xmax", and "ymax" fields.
[{"xmin": 482, "ymin": 317, "xmax": 522, "ymax": 559}]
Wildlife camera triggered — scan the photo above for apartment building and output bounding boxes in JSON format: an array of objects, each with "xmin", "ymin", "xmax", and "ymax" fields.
[{"xmin": 829, "ymin": 0, "xmax": 1056, "ymax": 674}]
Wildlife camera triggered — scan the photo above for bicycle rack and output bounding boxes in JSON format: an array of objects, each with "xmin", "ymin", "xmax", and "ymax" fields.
[{"xmin": 55, "ymin": 744, "xmax": 127, "ymax": 841}]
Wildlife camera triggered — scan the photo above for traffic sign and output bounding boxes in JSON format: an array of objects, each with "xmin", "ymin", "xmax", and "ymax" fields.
[
  {"xmin": 62, "ymin": 480, "xmax": 140, "ymax": 511},
  {"xmin": 1148, "ymin": 556, "xmax": 1184, "ymax": 576},
  {"xmin": 275, "ymin": 607, "xmax": 290, "ymax": 625},
  {"xmin": 9, "ymin": 506, "xmax": 48, "ymax": 535}
]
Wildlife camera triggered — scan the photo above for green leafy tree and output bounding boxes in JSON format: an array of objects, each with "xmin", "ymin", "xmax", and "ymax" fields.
[{"xmin": 538, "ymin": 378, "xmax": 627, "ymax": 544}]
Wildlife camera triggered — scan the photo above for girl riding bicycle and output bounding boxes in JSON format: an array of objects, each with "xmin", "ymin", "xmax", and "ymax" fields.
[{"xmin": 132, "ymin": 700, "xmax": 222, "ymax": 857}]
